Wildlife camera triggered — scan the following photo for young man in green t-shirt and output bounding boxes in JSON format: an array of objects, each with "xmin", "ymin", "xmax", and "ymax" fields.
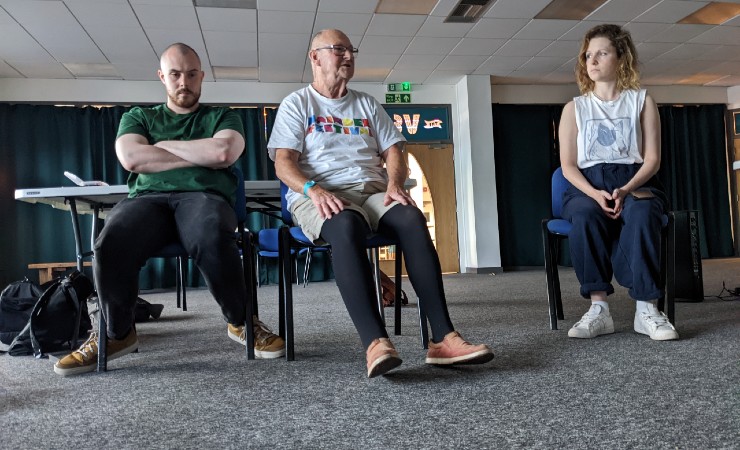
[{"xmin": 54, "ymin": 43, "xmax": 284, "ymax": 376}]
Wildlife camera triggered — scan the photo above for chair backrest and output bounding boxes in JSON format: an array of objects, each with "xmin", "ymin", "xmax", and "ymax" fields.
[
  {"xmin": 551, "ymin": 167, "xmax": 572, "ymax": 219},
  {"xmin": 232, "ymin": 167, "xmax": 247, "ymax": 223},
  {"xmin": 280, "ymin": 181, "xmax": 293, "ymax": 225},
  {"xmin": 258, "ymin": 228, "xmax": 280, "ymax": 252}
]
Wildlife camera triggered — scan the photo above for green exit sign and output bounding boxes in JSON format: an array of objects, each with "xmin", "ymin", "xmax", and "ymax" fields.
[
  {"xmin": 385, "ymin": 93, "xmax": 412, "ymax": 104},
  {"xmin": 387, "ymin": 82, "xmax": 412, "ymax": 92}
]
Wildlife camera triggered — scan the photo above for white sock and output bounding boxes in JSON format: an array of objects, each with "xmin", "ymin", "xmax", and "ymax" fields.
[
  {"xmin": 591, "ymin": 300, "xmax": 609, "ymax": 313},
  {"xmin": 636, "ymin": 300, "xmax": 657, "ymax": 314}
]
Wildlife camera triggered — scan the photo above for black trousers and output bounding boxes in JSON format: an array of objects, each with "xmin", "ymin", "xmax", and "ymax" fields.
[
  {"xmin": 320, "ymin": 204, "xmax": 454, "ymax": 349},
  {"xmin": 94, "ymin": 192, "xmax": 247, "ymax": 339}
]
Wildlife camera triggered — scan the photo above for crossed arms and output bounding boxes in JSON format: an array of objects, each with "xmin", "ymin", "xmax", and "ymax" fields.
[{"xmin": 116, "ymin": 129, "xmax": 245, "ymax": 174}]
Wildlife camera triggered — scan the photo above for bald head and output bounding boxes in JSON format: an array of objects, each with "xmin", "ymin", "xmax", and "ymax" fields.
[
  {"xmin": 310, "ymin": 29, "xmax": 350, "ymax": 51},
  {"xmin": 160, "ymin": 43, "xmax": 201, "ymax": 68}
]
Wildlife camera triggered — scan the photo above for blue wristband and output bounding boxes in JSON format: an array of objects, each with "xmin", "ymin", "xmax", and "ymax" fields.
[{"xmin": 303, "ymin": 180, "xmax": 316, "ymax": 197}]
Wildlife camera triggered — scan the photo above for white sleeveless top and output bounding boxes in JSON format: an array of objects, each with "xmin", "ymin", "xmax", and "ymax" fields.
[{"xmin": 573, "ymin": 89, "xmax": 646, "ymax": 169}]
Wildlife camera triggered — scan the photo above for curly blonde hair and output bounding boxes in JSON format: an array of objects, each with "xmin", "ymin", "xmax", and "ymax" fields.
[{"xmin": 575, "ymin": 24, "xmax": 640, "ymax": 94}]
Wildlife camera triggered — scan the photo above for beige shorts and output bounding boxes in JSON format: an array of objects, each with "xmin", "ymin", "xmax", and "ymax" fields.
[{"xmin": 289, "ymin": 181, "xmax": 399, "ymax": 243}]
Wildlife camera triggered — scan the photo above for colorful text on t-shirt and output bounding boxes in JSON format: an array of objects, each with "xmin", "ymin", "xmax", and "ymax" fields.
[{"xmin": 307, "ymin": 115, "xmax": 373, "ymax": 136}]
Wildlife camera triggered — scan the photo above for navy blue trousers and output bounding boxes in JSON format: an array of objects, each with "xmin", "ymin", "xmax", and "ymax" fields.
[
  {"xmin": 94, "ymin": 192, "xmax": 247, "ymax": 339},
  {"xmin": 561, "ymin": 164, "xmax": 666, "ymax": 301}
]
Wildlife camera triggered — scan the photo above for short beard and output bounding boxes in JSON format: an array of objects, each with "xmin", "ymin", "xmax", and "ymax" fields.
[{"xmin": 168, "ymin": 89, "xmax": 200, "ymax": 109}]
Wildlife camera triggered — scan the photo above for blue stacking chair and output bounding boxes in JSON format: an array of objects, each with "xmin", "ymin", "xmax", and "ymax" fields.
[
  {"xmin": 541, "ymin": 167, "xmax": 676, "ymax": 331},
  {"xmin": 96, "ymin": 167, "xmax": 256, "ymax": 371},
  {"xmin": 275, "ymin": 182, "xmax": 427, "ymax": 360}
]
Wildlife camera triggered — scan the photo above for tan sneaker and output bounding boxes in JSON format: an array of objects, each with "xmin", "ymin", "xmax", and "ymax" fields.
[
  {"xmin": 227, "ymin": 316, "xmax": 285, "ymax": 359},
  {"xmin": 366, "ymin": 338, "xmax": 402, "ymax": 378},
  {"xmin": 425, "ymin": 331, "xmax": 493, "ymax": 365},
  {"xmin": 53, "ymin": 329, "xmax": 138, "ymax": 376}
]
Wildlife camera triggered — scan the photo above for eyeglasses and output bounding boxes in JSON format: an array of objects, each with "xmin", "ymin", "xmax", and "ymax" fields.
[{"xmin": 313, "ymin": 45, "xmax": 358, "ymax": 56}]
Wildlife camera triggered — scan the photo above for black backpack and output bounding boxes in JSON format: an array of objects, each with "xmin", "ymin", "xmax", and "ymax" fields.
[
  {"xmin": 8, "ymin": 271, "xmax": 94, "ymax": 358},
  {"xmin": 0, "ymin": 278, "xmax": 44, "ymax": 351}
]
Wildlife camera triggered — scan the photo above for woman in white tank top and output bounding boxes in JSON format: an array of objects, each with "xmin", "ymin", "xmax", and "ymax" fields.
[{"xmin": 557, "ymin": 24, "xmax": 678, "ymax": 341}]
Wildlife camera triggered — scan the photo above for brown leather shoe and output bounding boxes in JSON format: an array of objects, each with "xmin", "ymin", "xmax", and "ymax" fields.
[{"xmin": 366, "ymin": 338, "xmax": 402, "ymax": 378}]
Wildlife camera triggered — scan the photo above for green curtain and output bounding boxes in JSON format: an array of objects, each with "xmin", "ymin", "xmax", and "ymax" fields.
[
  {"xmin": 657, "ymin": 104, "xmax": 733, "ymax": 258},
  {"xmin": 492, "ymin": 104, "xmax": 565, "ymax": 267},
  {"xmin": 492, "ymin": 103, "xmax": 733, "ymax": 269}
]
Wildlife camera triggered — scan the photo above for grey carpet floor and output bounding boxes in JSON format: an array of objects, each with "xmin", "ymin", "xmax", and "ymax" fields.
[{"xmin": 1, "ymin": 259, "xmax": 739, "ymax": 449}]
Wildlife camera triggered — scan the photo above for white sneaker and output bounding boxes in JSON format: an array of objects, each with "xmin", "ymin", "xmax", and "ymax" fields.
[
  {"xmin": 568, "ymin": 304, "xmax": 615, "ymax": 338},
  {"xmin": 634, "ymin": 305, "xmax": 679, "ymax": 341}
]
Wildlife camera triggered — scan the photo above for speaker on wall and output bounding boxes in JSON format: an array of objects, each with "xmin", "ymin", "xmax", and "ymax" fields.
[{"xmin": 672, "ymin": 210, "xmax": 704, "ymax": 302}]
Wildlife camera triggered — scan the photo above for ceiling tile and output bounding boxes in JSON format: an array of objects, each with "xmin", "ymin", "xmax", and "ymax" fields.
[
  {"xmin": 449, "ymin": 38, "xmax": 506, "ymax": 56},
  {"xmin": 197, "ymin": 7, "xmax": 256, "ymax": 32},
  {"xmin": 63, "ymin": 62, "xmax": 121, "ymax": 79},
  {"xmin": 622, "ymin": 22, "xmax": 673, "ymax": 41},
  {"xmin": 424, "ymin": 70, "xmax": 465, "ymax": 84},
  {"xmin": 586, "ymin": 0, "xmax": 663, "ymax": 22},
  {"xmin": 688, "ymin": 25, "xmax": 740, "ymax": 44},
  {"xmin": 313, "ymin": 13, "xmax": 372, "ymax": 34},
  {"xmin": 436, "ymin": 54, "xmax": 488, "ymax": 71},
  {"xmin": 8, "ymin": 60, "xmax": 74, "ymax": 78},
  {"xmin": 65, "ymin": 0, "xmax": 141, "ymax": 28},
  {"xmin": 466, "ymin": 18, "xmax": 529, "ymax": 39},
  {"xmin": 558, "ymin": 20, "xmax": 609, "ymax": 40},
  {"xmin": 474, "ymin": 55, "xmax": 531, "ymax": 75},
  {"xmin": 485, "ymin": 0, "xmax": 553, "ymax": 19},
  {"xmin": 83, "ymin": 26, "xmax": 157, "ymax": 63},
  {"xmin": 112, "ymin": 62, "xmax": 160, "ymax": 80},
  {"xmin": 358, "ymin": 35, "xmax": 413, "ymax": 54},
  {"xmin": 405, "ymin": 36, "xmax": 462, "ymax": 55},
  {"xmin": 646, "ymin": 23, "xmax": 714, "ymax": 42},
  {"xmin": 633, "ymin": 0, "xmax": 709, "ymax": 23},
  {"xmin": 653, "ymin": 43, "xmax": 717, "ymax": 60},
  {"xmin": 416, "ymin": 15, "xmax": 474, "ymax": 37},
  {"xmin": 0, "ymin": 60, "xmax": 23, "ymax": 78},
  {"xmin": 0, "ymin": 23, "xmax": 52, "ymax": 61},
  {"xmin": 349, "ymin": 67, "xmax": 390, "ymax": 82},
  {"xmin": 203, "ymin": 31, "xmax": 258, "ymax": 66},
  {"xmin": 318, "ymin": 0, "xmax": 378, "ymax": 14},
  {"xmin": 258, "ymin": 10, "xmax": 315, "ymax": 34},
  {"xmin": 256, "ymin": 0, "xmax": 318, "ymax": 11},
  {"xmin": 366, "ymin": 14, "xmax": 426, "ymax": 36},
  {"xmin": 134, "ymin": 4, "xmax": 200, "ymax": 29},
  {"xmin": 495, "ymin": 39, "xmax": 551, "ymax": 57},
  {"xmin": 145, "ymin": 28, "xmax": 208, "ymax": 62},
  {"xmin": 395, "ymin": 53, "xmax": 445, "ymax": 70},
  {"xmin": 429, "ymin": 0, "xmax": 459, "ymax": 17},
  {"xmin": 537, "ymin": 40, "xmax": 580, "ymax": 57},
  {"xmin": 385, "ymin": 68, "xmax": 433, "ymax": 83},
  {"xmin": 512, "ymin": 19, "xmax": 579, "ymax": 39},
  {"xmin": 636, "ymin": 42, "xmax": 679, "ymax": 59}
]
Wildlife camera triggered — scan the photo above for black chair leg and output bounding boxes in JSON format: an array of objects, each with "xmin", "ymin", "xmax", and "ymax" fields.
[
  {"xmin": 179, "ymin": 256, "xmax": 187, "ymax": 311},
  {"xmin": 542, "ymin": 221, "xmax": 560, "ymax": 330},
  {"xmin": 97, "ymin": 312, "xmax": 107, "ymax": 372},
  {"xmin": 242, "ymin": 231, "xmax": 256, "ymax": 360},
  {"xmin": 279, "ymin": 227, "xmax": 295, "ymax": 361}
]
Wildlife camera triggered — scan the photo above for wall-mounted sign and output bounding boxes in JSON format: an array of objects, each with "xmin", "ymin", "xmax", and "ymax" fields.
[
  {"xmin": 387, "ymin": 82, "xmax": 411, "ymax": 92},
  {"xmin": 383, "ymin": 105, "xmax": 452, "ymax": 143},
  {"xmin": 385, "ymin": 93, "xmax": 412, "ymax": 104}
]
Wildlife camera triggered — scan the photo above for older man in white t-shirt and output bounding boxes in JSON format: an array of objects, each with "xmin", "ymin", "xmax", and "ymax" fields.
[{"xmin": 268, "ymin": 29, "xmax": 493, "ymax": 378}]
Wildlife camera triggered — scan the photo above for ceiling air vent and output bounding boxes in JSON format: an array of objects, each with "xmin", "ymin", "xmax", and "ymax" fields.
[{"xmin": 444, "ymin": 0, "xmax": 496, "ymax": 23}]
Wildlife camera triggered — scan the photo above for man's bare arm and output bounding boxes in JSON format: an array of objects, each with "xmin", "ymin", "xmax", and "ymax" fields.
[
  {"xmin": 154, "ymin": 129, "xmax": 245, "ymax": 168},
  {"xmin": 274, "ymin": 148, "xmax": 346, "ymax": 219},
  {"xmin": 116, "ymin": 133, "xmax": 195, "ymax": 174},
  {"xmin": 381, "ymin": 143, "xmax": 414, "ymax": 207}
]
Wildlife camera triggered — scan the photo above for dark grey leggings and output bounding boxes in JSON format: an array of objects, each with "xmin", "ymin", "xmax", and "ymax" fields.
[
  {"xmin": 320, "ymin": 205, "xmax": 454, "ymax": 349},
  {"xmin": 94, "ymin": 192, "xmax": 247, "ymax": 339}
]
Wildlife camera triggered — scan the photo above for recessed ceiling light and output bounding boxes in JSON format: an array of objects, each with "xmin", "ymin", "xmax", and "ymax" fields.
[
  {"xmin": 444, "ymin": 0, "xmax": 496, "ymax": 23},
  {"xmin": 535, "ymin": 0, "xmax": 608, "ymax": 20},
  {"xmin": 213, "ymin": 66, "xmax": 258, "ymax": 81},
  {"xmin": 376, "ymin": 0, "xmax": 437, "ymax": 15},
  {"xmin": 678, "ymin": 2, "xmax": 740, "ymax": 25},
  {"xmin": 63, "ymin": 63, "xmax": 121, "ymax": 79}
]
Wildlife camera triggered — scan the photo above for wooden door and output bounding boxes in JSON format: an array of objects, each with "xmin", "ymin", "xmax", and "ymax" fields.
[{"xmin": 379, "ymin": 143, "xmax": 460, "ymax": 274}]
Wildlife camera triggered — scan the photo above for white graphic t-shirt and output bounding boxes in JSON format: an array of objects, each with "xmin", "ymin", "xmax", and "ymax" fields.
[
  {"xmin": 574, "ymin": 89, "xmax": 646, "ymax": 169},
  {"xmin": 268, "ymin": 85, "xmax": 405, "ymax": 209}
]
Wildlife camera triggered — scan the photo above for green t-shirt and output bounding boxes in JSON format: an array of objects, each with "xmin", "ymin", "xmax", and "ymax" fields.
[{"xmin": 116, "ymin": 104, "xmax": 245, "ymax": 204}]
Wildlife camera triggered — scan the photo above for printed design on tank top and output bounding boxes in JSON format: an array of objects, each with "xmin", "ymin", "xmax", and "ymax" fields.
[{"xmin": 583, "ymin": 117, "xmax": 633, "ymax": 162}]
